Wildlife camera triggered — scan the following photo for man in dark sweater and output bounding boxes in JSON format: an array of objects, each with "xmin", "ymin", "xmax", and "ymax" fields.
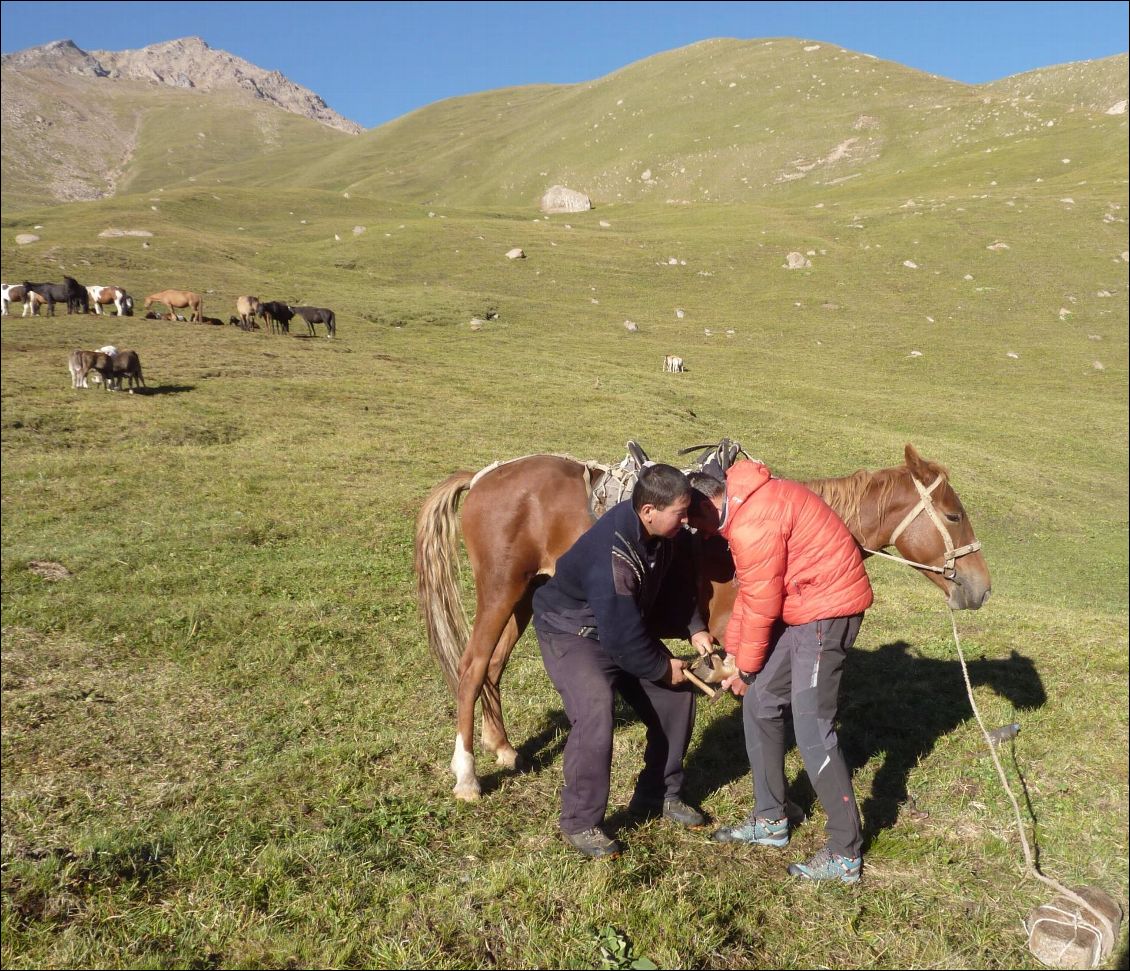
[{"xmin": 533, "ymin": 463, "xmax": 715, "ymax": 858}]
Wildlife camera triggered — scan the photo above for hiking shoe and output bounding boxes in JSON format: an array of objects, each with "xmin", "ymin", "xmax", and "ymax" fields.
[
  {"xmin": 711, "ymin": 813, "xmax": 789, "ymax": 847},
  {"xmin": 561, "ymin": 827, "xmax": 624, "ymax": 859},
  {"xmin": 787, "ymin": 846, "xmax": 862, "ymax": 884},
  {"xmin": 627, "ymin": 795, "xmax": 707, "ymax": 828}
]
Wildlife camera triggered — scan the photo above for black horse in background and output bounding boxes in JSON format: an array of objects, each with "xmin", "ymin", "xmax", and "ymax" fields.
[
  {"xmin": 258, "ymin": 301, "xmax": 296, "ymax": 335},
  {"xmin": 683, "ymin": 641, "xmax": 1046, "ymax": 851},
  {"xmin": 289, "ymin": 305, "xmax": 336, "ymax": 338},
  {"xmin": 24, "ymin": 276, "xmax": 89, "ymax": 316}
]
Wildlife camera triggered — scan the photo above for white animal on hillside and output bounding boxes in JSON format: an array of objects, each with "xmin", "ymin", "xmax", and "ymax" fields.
[{"xmin": 663, "ymin": 354, "xmax": 686, "ymax": 373}]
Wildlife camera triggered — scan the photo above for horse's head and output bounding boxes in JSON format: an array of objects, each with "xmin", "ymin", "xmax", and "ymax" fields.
[{"xmin": 891, "ymin": 444, "xmax": 991, "ymax": 610}]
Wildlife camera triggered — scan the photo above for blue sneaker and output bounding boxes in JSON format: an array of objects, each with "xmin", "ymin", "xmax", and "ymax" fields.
[
  {"xmin": 711, "ymin": 813, "xmax": 789, "ymax": 847},
  {"xmin": 787, "ymin": 846, "xmax": 862, "ymax": 884}
]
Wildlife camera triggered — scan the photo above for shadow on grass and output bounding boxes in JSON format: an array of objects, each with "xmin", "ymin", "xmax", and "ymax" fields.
[
  {"xmin": 684, "ymin": 640, "xmax": 1047, "ymax": 851},
  {"xmin": 475, "ymin": 709, "xmax": 569, "ymax": 798},
  {"xmin": 130, "ymin": 384, "xmax": 196, "ymax": 396}
]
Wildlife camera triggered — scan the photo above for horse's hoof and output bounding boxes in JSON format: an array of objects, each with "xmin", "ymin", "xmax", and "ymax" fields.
[
  {"xmin": 495, "ymin": 748, "xmax": 522, "ymax": 771},
  {"xmin": 453, "ymin": 783, "xmax": 481, "ymax": 802}
]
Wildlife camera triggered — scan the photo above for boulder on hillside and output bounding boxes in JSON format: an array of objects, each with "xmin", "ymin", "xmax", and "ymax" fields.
[
  {"xmin": 784, "ymin": 251, "xmax": 811, "ymax": 269},
  {"xmin": 540, "ymin": 185, "xmax": 592, "ymax": 214}
]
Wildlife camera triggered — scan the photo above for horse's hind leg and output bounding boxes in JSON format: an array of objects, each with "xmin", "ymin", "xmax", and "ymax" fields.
[
  {"xmin": 452, "ymin": 582, "xmax": 528, "ymax": 801},
  {"xmin": 480, "ymin": 599, "xmax": 533, "ymax": 771}
]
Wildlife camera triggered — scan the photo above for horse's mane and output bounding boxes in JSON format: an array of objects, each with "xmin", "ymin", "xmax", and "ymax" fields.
[{"xmin": 803, "ymin": 460, "xmax": 948, "ymax": 539}]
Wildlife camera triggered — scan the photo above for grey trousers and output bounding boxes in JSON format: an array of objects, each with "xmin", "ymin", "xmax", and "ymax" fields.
[
  {"xmin": 536, "ymin": 627, "xmax": 696, "ymax": 834},
  {"xmin": 743, "ymin": 614, "xmax": 864, "ymax": 857}
]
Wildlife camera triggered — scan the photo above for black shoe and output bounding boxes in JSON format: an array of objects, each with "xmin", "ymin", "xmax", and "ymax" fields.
[
  {"xmin": 562, "ymin": 827, "xmax": 624, "ymax": 859},
  {"xmin": 629, "ymin": 795, "xmax": 707, "ymax": 828}
]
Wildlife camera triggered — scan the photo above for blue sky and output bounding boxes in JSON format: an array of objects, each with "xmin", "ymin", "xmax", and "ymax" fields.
[{"xmin": 2, "ymin": 1, "xmax": 1127, "ymax": 129}]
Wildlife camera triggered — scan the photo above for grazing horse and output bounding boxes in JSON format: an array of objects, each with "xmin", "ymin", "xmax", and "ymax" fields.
[
  {"xmin": 236, "ymin": 295, "xmax": 261, "ymax": 330},
  {"xmin": 145, "ymin": 290, "xmax": 202, "ymax": 322},
  {"xmin": 2, "ymin": 283, "xmax": 25, "ymax": 316},
  {"xmin": 290, "ymin": 305, "xmax": 336, "ymax": 338},
  {"xmin": 257, "ymin": 300, "xmax": 294, "ymax": 335},
  {"xmin": 415, "ymin": 444, "xmax": 992, "ymax": 801},
  {"xmin": 24, "ymin": 277, "xmax": 88, "ymax": 316},
  {"xmin": 86, "ymin": 285, "xmax": 134, "ymax": 317}
]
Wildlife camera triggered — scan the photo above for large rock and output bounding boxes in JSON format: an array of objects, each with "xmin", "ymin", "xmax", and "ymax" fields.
[{"xmin": 540, "ymin": 185, "xmax": 592, "ymax": 214}]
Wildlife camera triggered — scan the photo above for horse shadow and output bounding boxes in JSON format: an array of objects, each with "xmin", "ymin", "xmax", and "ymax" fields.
[
  {"xmin": 684, "ymin": 640, "xmax": 1047, "ymax": 850},
  {"xmin": 475, "ymin": 711, "xmax": 569, "ymax": 797},
  {"xmin": 133, "ymin": 384, "xmax": 195, "ymax": 396}
]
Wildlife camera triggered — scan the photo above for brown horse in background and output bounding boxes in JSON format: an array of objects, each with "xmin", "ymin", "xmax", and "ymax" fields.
[
  {"xmin": 415, "ymin": 444, "xmax": 991, "ymax": 801},
  {"xmin": 145, "ymin": 289, "xmax": 202, "ymax": 322}
]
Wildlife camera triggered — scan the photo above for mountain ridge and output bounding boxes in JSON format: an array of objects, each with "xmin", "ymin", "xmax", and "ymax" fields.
[{"xmin": 2, "ymin": 36, "xmax": 363, "ymax": 134}]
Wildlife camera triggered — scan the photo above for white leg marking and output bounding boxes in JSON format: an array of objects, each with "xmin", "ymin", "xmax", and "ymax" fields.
[{"xmin": 451, "ymin": 735, "xmax": 481, "ymax": 801}]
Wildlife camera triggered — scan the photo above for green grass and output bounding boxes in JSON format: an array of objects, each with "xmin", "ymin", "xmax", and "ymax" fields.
[{"xmin": 2, "ymin": 40, "xmax": 1128, "ymax": 970}]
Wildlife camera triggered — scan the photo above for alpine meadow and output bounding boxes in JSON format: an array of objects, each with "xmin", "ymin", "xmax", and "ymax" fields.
[{"xmin": 1, "ymin": 36, "xmax": 1127, "ymax": 970}]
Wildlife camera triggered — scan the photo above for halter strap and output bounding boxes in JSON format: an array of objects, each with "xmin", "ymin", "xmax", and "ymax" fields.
[{"xmin": 864, "ymin": 474, "xmax": 981, "ymax": 579}]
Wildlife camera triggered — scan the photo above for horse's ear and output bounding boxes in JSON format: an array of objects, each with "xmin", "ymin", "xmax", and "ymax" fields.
[
  {"xmin": 904, "ymin": 443, "xmax": 928, "ymax": 477},
  {"xmin": 904, "ymin": 443, "xmax": 947, "ymax": 482}
]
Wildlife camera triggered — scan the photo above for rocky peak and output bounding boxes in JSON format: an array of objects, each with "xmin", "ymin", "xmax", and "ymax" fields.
[{"xmin": 2, "ymin": 36, "xmax": 363, "ymax": 133}]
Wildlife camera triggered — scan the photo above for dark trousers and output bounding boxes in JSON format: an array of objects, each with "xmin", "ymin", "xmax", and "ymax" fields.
[
  {"xmin": 536, "ymin": 627, "xmax": 696, "ymax": 834},
  {"xmin": 743, "ymin": 614, "xmax": 864, "ymax": 857}
]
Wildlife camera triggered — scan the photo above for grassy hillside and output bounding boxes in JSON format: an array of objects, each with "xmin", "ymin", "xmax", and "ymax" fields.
[
  {"xmin": 1, "ymin": 37, "xmax": 1127, "ymax": 971},
  {"xmin": 0, "ymin": 69, "xmax": 351, "ymax": 213},
  {"xmin": 142, "ymin": 40, "xmax": 1130, "ymax": 211}
]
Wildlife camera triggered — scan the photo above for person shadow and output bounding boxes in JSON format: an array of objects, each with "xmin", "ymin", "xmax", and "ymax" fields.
[{"xmin": 683, "ymin": 640, "xmax": 1047, "ymax": 851}]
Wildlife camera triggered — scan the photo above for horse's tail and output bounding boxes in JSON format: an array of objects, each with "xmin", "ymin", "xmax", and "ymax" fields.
[{"xmin": 415, "ymin": 470, "xmax": 475, "ymax": 693}]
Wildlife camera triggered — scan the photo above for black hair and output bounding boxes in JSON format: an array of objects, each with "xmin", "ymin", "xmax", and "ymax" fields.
[
  {"xmin": 687, "ymin": 470, "xmax": 725, "ymax": 501},
  {"xmin": 632, "ymin": 464, "xmax": 691, "ymax": 512}
]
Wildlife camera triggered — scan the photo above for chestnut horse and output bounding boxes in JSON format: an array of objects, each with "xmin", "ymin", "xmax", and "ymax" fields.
[
  {"xmin": 145, "ymin": 289, "xmax": 202, "ymax": 322},
  {"xmin": 415, "ymin": 444, "xmax": 991, "ymax": 801}
]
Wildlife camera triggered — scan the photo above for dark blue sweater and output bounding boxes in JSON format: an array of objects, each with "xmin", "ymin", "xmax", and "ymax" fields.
[{"xmin": 532, "ymin": 499, "xmax": 704, "ymax": 680}]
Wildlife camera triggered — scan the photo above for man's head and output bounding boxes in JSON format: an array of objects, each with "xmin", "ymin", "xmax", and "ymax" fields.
[
  {"xmin": 633, "ymin": 464, "xmax": 692, "ymax": 539},
  {"xmin": 687, "ymin": 471, "xmax": 725, "ymax": 536}
]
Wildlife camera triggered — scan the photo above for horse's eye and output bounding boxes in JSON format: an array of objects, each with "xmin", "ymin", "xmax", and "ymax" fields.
[{"xmin": 945, "ymin": 513, "xmax": 962, "ymax": 524}]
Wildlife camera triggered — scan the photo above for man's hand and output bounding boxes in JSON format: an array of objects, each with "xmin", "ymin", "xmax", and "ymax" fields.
[
  {"xmin": 690, "ymin": 631, "xmax": 715, "ymax": 657},
  {"xmin": 662, "ymin": 657, "xmax": 688, "ymax": 686},
  {"xmin": 722, "ymin": 671, "xmax": 751, "ymax": 697}
]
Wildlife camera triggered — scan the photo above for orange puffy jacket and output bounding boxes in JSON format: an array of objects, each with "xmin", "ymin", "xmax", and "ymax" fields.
[{"xmin": 720, "ymin": 460, "xmax": 873, "ymax": 675}]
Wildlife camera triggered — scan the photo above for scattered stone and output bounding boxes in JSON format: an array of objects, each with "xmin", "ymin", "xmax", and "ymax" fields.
[
  {"xmin": 641, "ymin": 168, "xmax": 652, "ymax": 181},
  {"xmin": 98, "ymin": 228, "xmax": 153, "ymax": 237},
  {"xmin": 784, "ymin": 251, "xmax": 811, "ymax": 269},
  {"xmin": 469, "ymin": 318, "xmax": 484, "ymax": 331},
  {"xmin": 903, "ymin": 260, "xmax": 919, "ymax": 269},
  {"xmin": 909, "ymin": 350, "xmax": 923, "ymax": 357},
  {"xmin": 28, "ymin": 560, "xmax": 72, "ymax": 581},
  {"xmin": 1007, "ymin": 351, "xmax": 1019, "ymax": 359},
  {"xmin": 599, "ymin": 220, "xmax": 611, "ymax": 228},
  {"xmin": 623, "ymin": 319, "xmax": 638, "ymax": 332},
  {"xmin": 506, "ymin": 248, "xmax": 526, "ymax": 260},
  {"xmin": 1088, "ymin": 334, "xmax": 1103, "ymax": 341},
  {"xmin": 1059, "ymin": 308, "xmax": 1072, "ymax": 320},
  {"xmin": 676, "ymin": 309, "xmax": 685, "ymax": 318},
  {"xmin": 540, "ymin": 185, "xmax": 592, "ymax": 213},
  {"xmin": 1092, "ymin": 361, "xmax": 1105, "ymax": 371},
  {"xmin": 15, "ymin": 234, "xmax": 39, "ymax": 245},
  {"xmin": 352, "ymin": 226, "xmax": 365, "ymax": 235},
  {"xmin": 987, "ymin": 242, "xmax": 1010, "ymax": 251},
  {"xmin": 1107, "ymin": 100, "xmax": 1128, "ymax": 115}
]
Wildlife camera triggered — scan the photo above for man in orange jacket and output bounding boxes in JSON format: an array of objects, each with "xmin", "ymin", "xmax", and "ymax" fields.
[{"xmin": 688, "ymin": 459, "xmax": 873, "ymax": 883}]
